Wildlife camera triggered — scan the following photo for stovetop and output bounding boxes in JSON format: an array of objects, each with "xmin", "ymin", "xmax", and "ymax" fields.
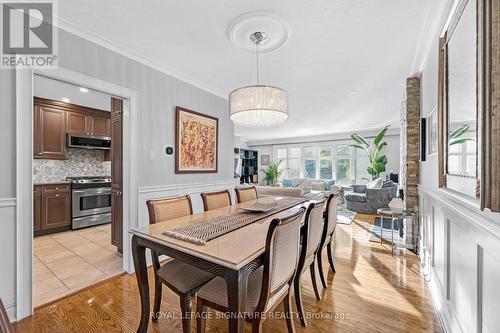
[{"xmin": 66, "ymin": 176, "xmax": 111, "ymax": 184}]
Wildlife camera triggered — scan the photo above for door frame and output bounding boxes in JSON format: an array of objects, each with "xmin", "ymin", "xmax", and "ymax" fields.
[{"xmin": 15, "ymin": 67, "xmax": 139, "ymax": 320}]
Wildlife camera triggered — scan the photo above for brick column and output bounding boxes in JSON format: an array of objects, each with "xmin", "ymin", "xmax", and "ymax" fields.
[{"xmin": 404, "ymin": 76, "xmax": 421, "ymax": 213}]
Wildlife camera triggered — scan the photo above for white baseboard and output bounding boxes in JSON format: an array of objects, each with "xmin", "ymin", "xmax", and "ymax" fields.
[{"xmin": 5, "ymin": 303, "xmax": 16, "ymax": 323}]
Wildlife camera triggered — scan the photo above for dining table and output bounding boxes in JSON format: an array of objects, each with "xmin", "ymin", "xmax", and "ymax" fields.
[{"xmin": 130, "ymin": 196, "xmax": 313, "ymax": 333}]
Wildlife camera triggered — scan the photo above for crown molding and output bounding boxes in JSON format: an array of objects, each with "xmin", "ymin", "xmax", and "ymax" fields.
[{"xmin": 55, "ymin": 17, "xmax": 229, "ymax": 100}]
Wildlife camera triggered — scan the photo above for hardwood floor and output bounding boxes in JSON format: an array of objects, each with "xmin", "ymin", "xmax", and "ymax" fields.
[{"xmin": 15, "ymin": 214, "xmax": 442, "ymax": 332}]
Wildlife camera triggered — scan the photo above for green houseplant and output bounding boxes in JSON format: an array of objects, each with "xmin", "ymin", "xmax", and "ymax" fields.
[
  {"xmin": 449, "ymin": 124, "xmax": 473, "ymax": 146},
  {"xmin": 260, "ymin": 161, "xmax": 284, "ymax": 186},
  {"xmin": 350, "ymin": 125, "xmax": 389, "ymax": 180}
]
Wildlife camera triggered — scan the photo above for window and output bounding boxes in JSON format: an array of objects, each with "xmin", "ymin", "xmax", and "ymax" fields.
[
  {"xmin": 336, "ymin": 145, "xmax": 353, "ymax": 184},
  {"xmin": 319, "ymin": 146, "xmax": 333, "ymax": 179},
  {"xmin": 273, "ymin": 143, "xmax": 365, "ymax": 183},
  {"xmin": 303, "ymin": 147, "xmax": 317, "ymax": 179},
  {"xmin": 355, "ymin": 150, "xmax": 370, "ymax": 183}
]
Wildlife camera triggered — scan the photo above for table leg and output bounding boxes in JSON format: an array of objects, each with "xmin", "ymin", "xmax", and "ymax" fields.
[
  {"xmin": 391, "ymin": 217, "xmax": 395, "ymax": 256},
  {"xmin": 379, "ymin": 214, "xmax": 383, "ymax": 244},
  {"xmin": 132, "ymin": 235, "xmax": 150, "ymax": 333},
  {"xmin": 225, "ymin": 267, "xmax": 251, "ymax": 333}
]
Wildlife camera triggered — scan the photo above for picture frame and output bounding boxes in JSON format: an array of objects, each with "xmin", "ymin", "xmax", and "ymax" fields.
[
  {"xmin": 175, "ymin": 106, "xmax": 218, "ymax": 173},
  {"xmin": 261, "ymin": 155, "xmax": 270, "ymax": 165},
  {"xmin": 420, "ymin": 117, "xmax": 427, "ymax": 161},
  {"xmin": 427, "ymin": 106, "xmax": 438, "ymax": 156}
]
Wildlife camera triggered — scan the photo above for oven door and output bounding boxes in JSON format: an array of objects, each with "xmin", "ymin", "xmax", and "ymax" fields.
[{"xmin": 72, "ymin": 187, "xmax": 112, "ymax": 218}]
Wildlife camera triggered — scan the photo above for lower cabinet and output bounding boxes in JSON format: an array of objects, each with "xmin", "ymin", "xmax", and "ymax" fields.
[{"xmin": 34, "ymin": 184, "xmax": 72, "ymax": 237}]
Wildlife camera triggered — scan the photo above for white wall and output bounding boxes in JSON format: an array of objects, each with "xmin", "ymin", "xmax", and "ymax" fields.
[
  {"xmin": 0, "ymin": 28, "xmax": 233, "ymax": 321},
  {"xmin": 415, "ymin": 1, "xmax": 500, "ymax": 332},
  {"xmin": 249, "ymin": 130, "xmax": 400, "ymax": 185}
]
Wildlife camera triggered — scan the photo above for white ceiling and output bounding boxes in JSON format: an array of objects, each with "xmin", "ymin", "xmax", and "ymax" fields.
[{"xmin": 57, "ymin": 0, "xmax": 431, "ymax": 142}]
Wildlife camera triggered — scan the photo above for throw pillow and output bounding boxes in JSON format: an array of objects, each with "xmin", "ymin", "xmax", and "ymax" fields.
[
  {"xmin": 324, "ymin": 179, "xmax": 335, "ymax": 190},
  {"xmin": 367, "ymin": 177, "xmax": 383, "ymax": 189},
  {"xmin": 382, "ymin": 180, "xmax": 394, "ymax": 188},
  {"xmin": 282, "ymin": 179, "xmax": 295, "ymax": 187}
]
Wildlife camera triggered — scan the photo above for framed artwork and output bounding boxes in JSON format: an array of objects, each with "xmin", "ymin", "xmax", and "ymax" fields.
[
  {"xmin": 261, "ymin": 155, "xmax": 270, "ymax": 165},
  {"xmin": 427, "ymin": 106, "xmax": 438, "ymax": 156},
  {"xmin": 175, "ymin": 106, "xmax": 218, "ymax": 173},
  {"xmin": 420, "ymin": 117, "xmax": 427, "ymax": 161}
]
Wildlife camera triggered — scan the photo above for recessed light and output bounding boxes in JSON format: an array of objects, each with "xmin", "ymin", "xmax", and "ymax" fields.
[
  {"xmin": 349, "ymin": 90, "xmax": 360, "ymax": 95},
  {"xmin": 79, "ymin": 87, "xmax": 89, "ymax": 93},
  {"xmin": 61, "ymin": 97, "xmax": 70, "ymax": 103}
]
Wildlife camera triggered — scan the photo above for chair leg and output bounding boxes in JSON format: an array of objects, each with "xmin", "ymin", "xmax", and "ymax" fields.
[
  {"xmin": 327, "ymin": 240, "xmax": 336, "ymax": 273},
  {"xmin": 317, "ymin": 248, "xmax": 327, "ymax": 289},
  {"xmin": 283, "ymin": 292, "xmax": 296, "ymax": 333},
  {"xmin": 196, "ymin": 298, "xmax": 207, "ymax": 333},
  {"xmin": 152, "ymin": 277, "xmax": 162, "ymax": 321},
  {"xmin": 251, "ymin": 318, "xmax": 263, "ymax": 333},
  {"xmin": 179, "ymin": 293, "xmax": 192, "ymax": 333},
  {"xmin": 309, "ymin": 261, "xmax": 321, "ymax": 301},
  {"xmin": 293, "ymin": 274, "xmax": 307, "ymax": 327}
]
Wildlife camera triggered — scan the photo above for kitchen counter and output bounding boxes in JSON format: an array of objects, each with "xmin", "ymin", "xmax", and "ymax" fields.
[{"xmin": 33, "ymin": 180, "xmax": 71, "ymax": 186}]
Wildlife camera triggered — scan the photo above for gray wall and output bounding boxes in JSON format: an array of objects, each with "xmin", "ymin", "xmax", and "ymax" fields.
[
  {"xmin": 0, "ymin": 28, "xmax": 232, "ymax": 320},
  {"xmin": 416, "ymin": 1, "xmax": 500, "ymax": 332}
]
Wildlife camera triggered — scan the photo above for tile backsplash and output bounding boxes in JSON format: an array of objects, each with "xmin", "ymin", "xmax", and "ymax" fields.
[{"xmin": 33, "ymin": 148, "xmax": 111, "ymax": 182}]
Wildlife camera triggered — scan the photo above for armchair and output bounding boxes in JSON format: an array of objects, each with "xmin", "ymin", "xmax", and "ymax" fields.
[{"xmin": 345, "ymin": 183, "xmax": 398, "ymax": 213}]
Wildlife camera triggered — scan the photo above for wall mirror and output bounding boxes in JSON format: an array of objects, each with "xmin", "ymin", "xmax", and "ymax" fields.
[{"xmin": 439, "ymin": 0, "xmax": 479, "ymax": 198}]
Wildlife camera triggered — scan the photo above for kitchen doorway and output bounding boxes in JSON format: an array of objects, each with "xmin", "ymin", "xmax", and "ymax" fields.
[{"xmin": 31, "ymin": 76, "xmax": 125, "ymax": 307}]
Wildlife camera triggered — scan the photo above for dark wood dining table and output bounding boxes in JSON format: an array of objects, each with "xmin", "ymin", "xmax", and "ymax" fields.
[{"xmin": 130, "ymin": 196, "xmax": 311, "ymax": 333}]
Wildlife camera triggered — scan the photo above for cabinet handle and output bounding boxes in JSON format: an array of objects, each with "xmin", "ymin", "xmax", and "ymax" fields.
[
  {"xmin": 91, "ymin": 133, "xmax": 94, "ymax": 136},
  {"xmin": 55, "ymin": 187, "xmax": 59, "ymax": 190},
  {"xmin": 38, "ymin": 152, "xmax": 42, "ymax": 155},
  {"xmin": 55, "ymin": 194, "xmax": 59, "ymax": 197}
]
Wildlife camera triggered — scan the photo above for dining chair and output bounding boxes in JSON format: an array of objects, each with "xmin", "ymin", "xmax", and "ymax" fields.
[
  {"xmin": 317, "ymin": 193, "xmax": 340, "ymax": 288},
  {"xmin": 0, "ymin": 299, "xmax": 13, "ymax": 333},
  {"xmin": 146, "ymin": 195, "xmax": 214, "ymax": 333},
  {"xmin": 235, "ymin": 186, "xmax": 258, "ymax": 203},
  {"xmin": 200, "ymin": 189, "xmax": 232, "ymax": 211},
  {"xmin": 195, "ymin": 208, "xmax": 306, "ymax": 333},
  {"xmin": 294, "ymin": 199, "xmax": 327, "ymax": 327}
]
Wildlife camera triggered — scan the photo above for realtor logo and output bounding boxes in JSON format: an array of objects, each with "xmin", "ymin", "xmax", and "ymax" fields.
[{"xmin": 1, "ymin": 0, "xmax": 58, "ymax": 68}]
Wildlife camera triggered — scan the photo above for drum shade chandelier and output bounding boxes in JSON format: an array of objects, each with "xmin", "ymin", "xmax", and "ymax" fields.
[{"xmin": 229, "ymin": 32, "xmax": 288, "ymax": 127}]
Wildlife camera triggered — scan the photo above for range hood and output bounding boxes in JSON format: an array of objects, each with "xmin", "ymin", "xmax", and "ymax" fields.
[{"xmin": 67, "ymin": 133, "xmax": 111, "ymax": 150}]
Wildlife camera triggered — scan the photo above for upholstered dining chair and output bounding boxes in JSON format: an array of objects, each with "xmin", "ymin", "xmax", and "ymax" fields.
[
  {"xmin": 200, "ymin": 189, "xmax": 232, "ymax": 211},
  {"xmin": 146, "ymin": 195, "xmax": 214, "ymax": 333},
  {"xmin": 317, "ymin": 192, "xmax": 340, "ymax": 288},
  {"xmin": 0, "ymin": 299, "xmax": 13, "ymax": 333},
  {"xmin": 235, "ymin": 186, "xmax": 258, "ymax": 203},
  {"xmin": 195, "ymin": 208, "xmax": 306, "ymax": 333},
  {"xmin": 294, "ymin": 199, "xmax": 327, "ymax": 327}
]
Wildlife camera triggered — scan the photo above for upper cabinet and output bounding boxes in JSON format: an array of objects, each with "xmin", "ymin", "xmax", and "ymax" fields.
[
  {"xmin": 66, "ymin": 112, "xmax": 111, "ymax": 137},
  {"xmin": 34, "ymin": 105, "xmax": 66, "ymax": 160},
  {"xmin": 34, "ymin": 97, "xmax": 111, "ymax": 160}
]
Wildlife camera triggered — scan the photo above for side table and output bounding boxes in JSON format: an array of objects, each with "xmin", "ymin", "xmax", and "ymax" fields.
[{"xmin": 376, "ymin": 208, "xmax": 416, "ymax": 255}]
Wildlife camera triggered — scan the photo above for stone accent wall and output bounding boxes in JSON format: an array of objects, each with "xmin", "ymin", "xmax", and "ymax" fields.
[
  {"xmin": 33, "ymin": 148, "xmax": 111, "ymax": 182},
  {"xmin": 404, "ymin": 76, "xmax": 421, "ymax": 213}
]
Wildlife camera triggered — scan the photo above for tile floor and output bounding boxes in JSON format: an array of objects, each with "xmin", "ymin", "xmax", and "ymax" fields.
[{"xmin": 34, "ymin": 224, "xmax": 123, "ymax": 307}]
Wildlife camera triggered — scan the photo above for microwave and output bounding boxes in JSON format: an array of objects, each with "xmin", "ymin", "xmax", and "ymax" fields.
[{"xmin": 67, "ymin": 133, "xmax": 111, "ymax": 150}]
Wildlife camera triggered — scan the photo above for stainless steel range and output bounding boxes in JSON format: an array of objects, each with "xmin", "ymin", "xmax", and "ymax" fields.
[{"xmin": 67, "ymin": 176, "xmax": 112, "ymax": 229}]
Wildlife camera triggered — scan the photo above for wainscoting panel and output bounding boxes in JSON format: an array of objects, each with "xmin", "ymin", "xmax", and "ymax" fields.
[
  {"xmin": 0, "ymin": 198, "xmax": 17, "ymax": 321},
  {"xmin": 419, "ymin": 186, "xmax": 500, "ymax": 333}
]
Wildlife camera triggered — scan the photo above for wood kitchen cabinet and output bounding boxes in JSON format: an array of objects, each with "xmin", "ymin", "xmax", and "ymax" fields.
[
  {"xmin": 34, "ymin": 184, "xmax": 72, "ymax": 237},
  {"xmin": 66, "ymin": 112, "xmax": 111, "ymax": 137},
  {"xmin": 33, "ymin": 105, "xmax": 66, "ymax": 160}
]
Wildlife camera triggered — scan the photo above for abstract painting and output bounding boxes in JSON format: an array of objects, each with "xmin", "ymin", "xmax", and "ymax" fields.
[{"xmin": 175, "ymin": 107, "xmax": 218, "ymax": 173}]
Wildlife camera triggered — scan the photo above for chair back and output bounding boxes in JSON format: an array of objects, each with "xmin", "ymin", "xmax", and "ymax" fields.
[
  {"xmin": 146, "ymin": 195, "xmax": 193, "ymax": 224},
  {"xmin": 303, "ymin": 199, "xmax": 327, "ymax": 258},
  {"xmin": 201, "ymin": 190, "xmax": 231, "ymax": 211},
  {"xmin": 0, "ymin": 299, "xmax": 13, "ymax": 333},
  {"xmin": 235, "ymin": 186, "xmax": 258, "ymax": 203},
  {"xmin": 257, "ymin": 208, "xmax": 305, "ymax": 312},
  {"xmin": 325, "ymin": 193, "xmax": 339, "ymax": 235}
]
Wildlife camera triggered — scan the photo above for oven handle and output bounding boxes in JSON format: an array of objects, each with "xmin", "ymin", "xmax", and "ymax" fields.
[{"xmin": 72, "ymin": 188, "xmax": 112, "ymax": 195}]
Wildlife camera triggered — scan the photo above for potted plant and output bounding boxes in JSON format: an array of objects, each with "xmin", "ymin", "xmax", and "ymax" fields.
[
  {"xmin": 350, "ymin": 125, "xmax": 389, "ymax": 180},
  {"xmin": 260, "ymin": 161, "xmax": 284, "ymax": 186}
]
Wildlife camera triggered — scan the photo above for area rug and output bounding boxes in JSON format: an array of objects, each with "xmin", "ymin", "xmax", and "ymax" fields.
[
  {"xmin": 369, "ymin": 217, "xmax": 404, "ymax": 245},
  {"xmin": 337, "ymin": 203, "xmax": 356, "ymax": 225}
]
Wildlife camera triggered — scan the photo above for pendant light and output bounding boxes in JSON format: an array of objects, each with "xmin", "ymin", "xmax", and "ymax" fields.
[{"xmin": 229, "ymin": 32, "xmax": 288, "ymax": 127}]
